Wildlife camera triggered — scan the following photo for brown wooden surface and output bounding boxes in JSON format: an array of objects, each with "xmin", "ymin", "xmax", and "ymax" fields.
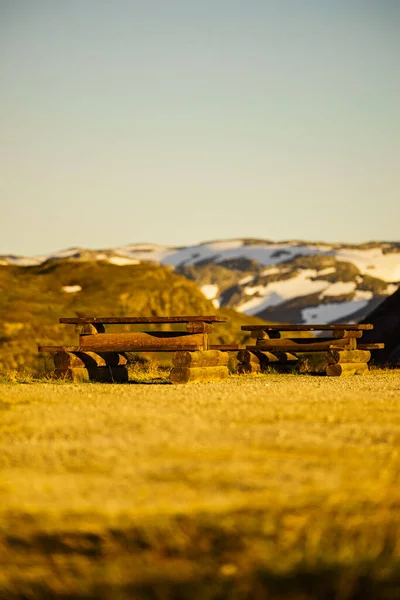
[
  {"xmin": 256, "ymin": 336, "xmax": 351, "ymax": 346},
  {"xmin": 79, "ymin": 332, "xmax": 207, "ymax": 352},
  {"xmin": 250, "ymin": 338, "xmax": 351, "ymax": 352},
  {"xmin": 329, "ymin": 349, "xmax": 371, "ymax": 363},
  {"xmin": 326, "ymin": 362, "xmax": 369, "ymax": 377},
  {"xmin": 55, "ymin": 366, "xmax": 128, "ymax": 383},
  {"xmin": 298, "ymin": 350, "xmax": 371, "ymax": 374},
  {"xmin": 39, "ymin": 344, "xmax": 200, "ymax": 353},
  {"xmin": 172, "ymin": 350, "xmax": 229, "ymax": 368},
  {"xmin": 209, "ymin": 344, "xmax": 240, "ymax": 351},
  {"xmin": 53, "ymin": 351, "xmax": 127, "ymax": 368},
  {"xmin": 242, "ymin": 324, "xmax": 373, "ymax": 332},
  {"xmin": 332, "ymin": 330, "xmax": 363, "ymax": 339},
  {"xmin": 238, "ymin": 350, "xmax": 298, "ymax": 364},
  {"xmin": 357, "ymin": 343, "xmax": 385, "ymax": 350},
  {"xmin": 60, "ymin": 316, "xmax": 226, "ymax": 325},
  {"xmin": 170, "ymin": 366, "xmax": 229, "ymax": 384}
]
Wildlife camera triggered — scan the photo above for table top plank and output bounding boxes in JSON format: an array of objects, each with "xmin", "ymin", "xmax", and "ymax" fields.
[
  {"xmin": 60, "ymin": 316, "xmax": 226, "ymax": 325},
  {"xmin": 241, "ymin": 323, "xmax": 373, "ymax": 332},
  {"xmin": 39, "ymin": 345, "xmax": 201, "ymax": 353}
]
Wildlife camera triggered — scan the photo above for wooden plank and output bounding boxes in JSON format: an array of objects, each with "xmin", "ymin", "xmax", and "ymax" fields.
[
  {"xmin": 357, "ymin": 343, "xmax": 385, "ymax": 350},
  {"xmin": 39, "ymin": 345, "xmax": 200, "ymax": 353},
  {"xmin": 172, "ymin": 350, "xmax": 229, "ymax": 368},
  {"xmin": 238, "ymin": 350, "xmax": 298, "ymax": 364},
  {"xmin": 326, "ymin": 362, "xmax": 369, "ymax": 377},
  {"xmin": 298, "ymin": 350, "xmax": 371, "ymax": 374},
  {"xmin": 255, "ymin": 336, "xmax": 350, "ymax": 345},
  {"xmin": 329, "ymin": 349, "xmax": 371, "ymax": 364},
  {"xmin": 237, "ymin": 363, "xmax": 261, "ymax": 374},
  {"xmin": 241, "ymin": 324, "xmax": 373, "ymax": 332},
  {"xmin": 332, "ymin": 330, "xmax": 363, "ymax": 339},
  {"xmin": 54, "ymin": 366, "xmax": 128, "ymax": 383},
  {"xmin": 249, "ymin": 339, "xmax": 351, "ymax": 352},
  {"xmin": 60, "ymin": 316, "xmax": 226, "ymax": 324},
  {"xmin": 170, "ymin": 366, "xmax": 229, "ymax": 384},
  {"xmin": 53, "ymin": 351, "xmax": 127, "ymax": 368},
  {"xmin": 79, "ymin": 332, "xmax": 207, "ymax": 352},
  {"xmin": 209, "ymin": 344, "xmax": 240, "ymax": 351}
]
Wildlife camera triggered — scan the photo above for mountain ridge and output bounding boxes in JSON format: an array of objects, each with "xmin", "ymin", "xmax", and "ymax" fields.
[{"xmin": 2, "ymin": 238, "xmax": 399, "ymax": 325}]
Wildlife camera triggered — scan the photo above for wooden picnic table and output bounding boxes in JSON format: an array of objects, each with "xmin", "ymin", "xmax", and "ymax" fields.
[
  {"xmin": 39, "ymin": 315, "xmax": 227, "ymax": 353},
  {"xmin": 38, "ymin": 315, "xmax": 229, "ymax": 383},
  {"xmin": 239, "ymin": 323, "xmax": 384, "ymax": 376}
]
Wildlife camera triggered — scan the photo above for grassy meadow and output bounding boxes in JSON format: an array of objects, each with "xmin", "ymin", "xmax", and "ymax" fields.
[{"xmin": 1, "ymin": 371, "xmax": 400, "ymax": 599}]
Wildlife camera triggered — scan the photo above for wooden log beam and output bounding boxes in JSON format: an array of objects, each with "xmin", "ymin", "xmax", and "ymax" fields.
[
  {"xmin": 172, "ymin": 350, "xmax": 228, "ymax": 368},
  {"xmin": 326, "ymin": 362, "xmax": 369, "ymax": 377},
  {"xmin": 60, "ymin": 316, "xmax": 226, "ymax": 324},
  {"xmin": 78, "ymin": 332, "xmax": 208, "ymax": 351},
  {"xmin": 78, "ymin": 332, "xmax": 208, "ymax": 352},
  {"xmin": 237, "ymin": 363, "xmax": 261, "ymax": 375},
  {"xmin": 357, "ymin": 343, "xmax": 385, "ymax": 350},
  {"xmin": 253, "ymin": 338, "xmax": 353, "ymax": 352},
  {"xmin": 170, "ymin": 366, "xmax": 229, "ymax": 384},
  {"xmin": 54, "ymin": 366, "xmax": 129, "ymax": 382},
  {"xmin": 39, "ymin": 344, "xmax": 201, "ymax": 353},
  {"xmin": 298, "ymin": 349, "xmax": 372, "ymax": 374},
  {"xmin": 333, "ymin": 330, "xmax": 363, "ymax": 339},
  {"xmin": 329, "ymin": 349, "xmax": 371, "ymax": 364},
  {"xmin": 241, "ymin": 324, "xmax": 373, "ymax": 332},
  {"xmin": 53, "ymin": 351, "xmax": 127, "ymax": 369},
  {"xmin": 209, "ymin": 344, "xmax": 240, "ymax": 351},
  {"xmin": 237, "ymin": 350, "xmax": 298, "ymax": 364}
]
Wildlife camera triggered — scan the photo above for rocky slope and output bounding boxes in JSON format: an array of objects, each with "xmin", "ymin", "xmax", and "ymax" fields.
[{"xmin": 2, "ymin": 239, "xmax": 399, "ymax": 325}]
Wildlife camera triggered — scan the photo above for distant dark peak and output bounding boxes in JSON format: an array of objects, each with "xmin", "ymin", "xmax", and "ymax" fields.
[
  {"xmin": 270, "ymin": 249, "xmax": 292, "ymax": 259},
  {"xmin": 188, "ymin": 255, "xmax": 220, "ymax": 267},
  {"xmin": 218, "ymin": 257, "xmax": 262, "ymax": 271}
]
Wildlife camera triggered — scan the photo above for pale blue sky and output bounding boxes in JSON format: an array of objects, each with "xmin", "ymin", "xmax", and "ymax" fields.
[{"xmin": 1, "ymin": 0, "xmax": 399, "ymax": 255}]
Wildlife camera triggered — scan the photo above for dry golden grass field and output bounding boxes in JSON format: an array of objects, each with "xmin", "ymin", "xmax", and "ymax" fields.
[{"xmin": 1, "ymin": 371, "xmax": 400, "ymax": 599}]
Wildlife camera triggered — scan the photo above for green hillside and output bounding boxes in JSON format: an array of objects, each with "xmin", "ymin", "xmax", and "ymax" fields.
[{"xmin": 0, "ymin": 261, "xmax": 265, "ymax": 372}]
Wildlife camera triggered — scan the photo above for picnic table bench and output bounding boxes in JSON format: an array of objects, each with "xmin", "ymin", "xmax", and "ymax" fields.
[
  {"xmin": 238, "ymin": 323, "xmax": 384, "ymax": 376},
  {"xmin": 39, "ymin": 315, "xmax": 230, "ymax": 383}
]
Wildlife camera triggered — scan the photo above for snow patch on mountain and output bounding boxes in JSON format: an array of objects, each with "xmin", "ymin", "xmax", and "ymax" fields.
[
  {"xmin": 317, "ymin": 267, "xmax": 336, "ymax": 276},
  {"xmin": 62, "ymin": 285, "xmax": 82, "ymax": 294},
  {"xmin": 302, "ymin": 300, "xmax": 370, "ymax": 325},
  {"xmin": 321, "ymin": 281, "xmax": 356, "ymax": 297},
  {"xmin": 238, "ymin": 270, "xmax": 329, "ymax": 315},
  {"xmin": 201, "ymin": 284, "xmax": 219, "ymax": 300},
  {"xmin": 336, "ymin": 248, "xmax": 400, "ymax": 282},
  {"xmin": 201, "ymin": 284, "xmax": 220, "ymax": 309},
  {"xmin": 108, "ymin": 256, "xmax": 140, "ymax": 266}
]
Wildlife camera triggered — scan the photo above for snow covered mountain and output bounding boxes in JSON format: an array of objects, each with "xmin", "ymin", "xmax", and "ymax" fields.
[{"xmin": 2, "ymin": 239, "xmax": 399, "ymax": 324}]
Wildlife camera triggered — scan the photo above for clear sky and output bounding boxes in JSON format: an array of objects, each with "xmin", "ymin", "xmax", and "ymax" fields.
[{"xmin": 1, "ymin": 0, "xmax": 399, "ymax": 256}]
